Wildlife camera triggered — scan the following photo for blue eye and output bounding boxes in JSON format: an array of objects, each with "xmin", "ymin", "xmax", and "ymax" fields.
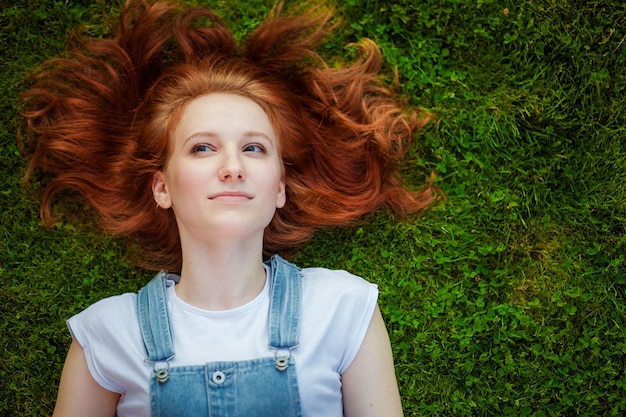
[
  {"xmin": 192, "ymin": 144, "xmax": 213, "ymax": 153},
  {"xmin": 244, "ymin": 143, "xmax": 265, "ymax": 153}
]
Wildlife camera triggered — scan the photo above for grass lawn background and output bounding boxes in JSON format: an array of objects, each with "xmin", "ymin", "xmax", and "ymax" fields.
[{"xmin": 1, "ymin": 0, "xmax": 625, "ymax": 415}]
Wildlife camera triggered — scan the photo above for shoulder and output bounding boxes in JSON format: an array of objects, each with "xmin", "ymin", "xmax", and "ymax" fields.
[
  {"xmin": 68, "ymin": 292, "xmax": 138, "ymax": 337},
  {"xmin": 300, "ymin": 266, "xmax": 378, "ymax": 306},
  {"xmin": 301, "ymin": 265, "xmax": 377, "ymax": 290}
]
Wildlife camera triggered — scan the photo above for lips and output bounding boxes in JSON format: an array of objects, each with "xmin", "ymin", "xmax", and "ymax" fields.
[{"xmin": 208, "ymin": 191, "xmax": 253, "ymax": 201}]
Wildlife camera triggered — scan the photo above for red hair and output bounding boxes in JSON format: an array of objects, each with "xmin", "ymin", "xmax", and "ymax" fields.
[{"xmin": 21, "ymin": 0, "xmax": 436, "ymax": 272}]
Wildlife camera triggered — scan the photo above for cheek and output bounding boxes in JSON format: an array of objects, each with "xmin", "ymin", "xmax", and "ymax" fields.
[
  {"xmin": 253, "ymin": 165, "xmax": 282, "ymax": 197},
  {"xmin": 167, "ymin": 165, "xmax": 209, "ymax": 198}
]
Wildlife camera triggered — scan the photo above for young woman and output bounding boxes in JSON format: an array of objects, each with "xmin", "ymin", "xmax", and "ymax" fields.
[{"xmin": 21, "ymin": 1, "xmax": 435, "ymax": 416}]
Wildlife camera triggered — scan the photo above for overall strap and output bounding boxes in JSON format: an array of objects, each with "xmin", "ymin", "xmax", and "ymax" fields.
[
  {"xmin": 137, "ymin": 271, "xmax": 175, "ymax": 364},
  {"xmin": 267, "ymin": 255, "xmax": 302, "ymax": 354}
]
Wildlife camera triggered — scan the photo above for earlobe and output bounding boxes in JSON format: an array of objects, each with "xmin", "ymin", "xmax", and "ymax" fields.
[{"xmin": 152, "ymin": 172, "xmax": 172, "ymax": 209}]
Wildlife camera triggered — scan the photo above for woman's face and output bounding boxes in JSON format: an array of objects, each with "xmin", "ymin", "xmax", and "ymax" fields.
[{"xmin": 153, "ymin": 93, "xmax": 286, "ymax": 243}]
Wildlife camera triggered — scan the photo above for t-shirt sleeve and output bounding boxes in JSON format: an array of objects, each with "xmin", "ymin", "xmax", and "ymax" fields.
[
  {"xmin": 300, "ymin": 268, "xmax": 379, "ymax": 375},
  {"xmin": 336, "ymin": 273, "xmax": 378, "ymax": 374},
  {"xmin": 67, "ymin": 293, "xmax": 142, "ymax": 394}
]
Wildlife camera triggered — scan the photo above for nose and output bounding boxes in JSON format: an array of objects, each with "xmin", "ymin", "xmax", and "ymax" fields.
[{"xmin": 218, "ymin": 150, "xmax": 245, "ymax": 182}]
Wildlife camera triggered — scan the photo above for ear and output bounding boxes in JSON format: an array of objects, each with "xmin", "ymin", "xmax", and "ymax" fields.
[
  {"xmin": 153, "ymin": 171, "xmax": 172, "ymax": 209},
  {"xmin": 276, "ymin": 179, "xmax": 286, "ymax": 209}
]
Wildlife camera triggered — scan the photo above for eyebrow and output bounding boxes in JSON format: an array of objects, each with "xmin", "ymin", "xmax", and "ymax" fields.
[{"xmin": 183, "ymin": 131, "xmax": 275, "ymax": 146}]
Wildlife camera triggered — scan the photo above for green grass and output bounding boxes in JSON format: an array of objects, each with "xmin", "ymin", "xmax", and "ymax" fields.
[{"xmin": 1, "ymin": 0, "xmax": 625, "ymax": 415}]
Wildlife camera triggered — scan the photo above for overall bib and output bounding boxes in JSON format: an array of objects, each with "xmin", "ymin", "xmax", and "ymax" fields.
[{"xmin": 136, "ymin": 255, "xmax": 303, "ymax": 417}]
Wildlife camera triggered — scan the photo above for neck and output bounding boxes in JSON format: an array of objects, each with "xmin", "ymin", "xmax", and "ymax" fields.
[{"xmin": 175, "ymin": 234, "xmax": 267, "ymax": 311}]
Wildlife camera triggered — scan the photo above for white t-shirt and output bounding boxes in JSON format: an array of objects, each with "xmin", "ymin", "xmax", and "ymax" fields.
[{"xmin": 68, "ymin": 266, "xmax": 378, "ymax": 417}]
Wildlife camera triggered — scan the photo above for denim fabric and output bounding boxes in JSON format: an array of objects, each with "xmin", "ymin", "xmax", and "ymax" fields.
[
  {"xmin": 137, "ymin": 255, "xmax": 303, "ymax": 417},
  {"xmin": 149, "ymin": 358, "xmax": 301, "ymax": 417},
  {"xmin": 137, "ymin": 270, "xmax": 174, "ymax": 364},
  {"xmin": 268, "ymin": 255, "xmax": 301, "ymax": 350}
]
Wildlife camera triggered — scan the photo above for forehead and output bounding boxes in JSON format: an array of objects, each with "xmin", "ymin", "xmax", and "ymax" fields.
[{"xmin": 172, "ymin": 93, "xmax": 277, "ymax": 144}]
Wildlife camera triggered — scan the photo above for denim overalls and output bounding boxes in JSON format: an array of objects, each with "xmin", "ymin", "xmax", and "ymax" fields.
[{"xmin": 136, "ymin": 255, "xmax": 303, "ymax": 416}]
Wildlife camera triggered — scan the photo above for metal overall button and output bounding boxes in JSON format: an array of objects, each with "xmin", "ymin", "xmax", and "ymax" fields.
[
  {"xmin": 274, "ymin": 347, "xmax": 293, "ymax": 372},
  {"xmin": 155, "ymin": 367, "xmax": 169, "ymax": 383},
  {"xmin": 274, "ymin": 349, "xmax": 291, "ymax": 372},
  {"xmin": 275, "ymin": 357, "xmax": 289, "ymax": 371},
  {"xmin": 144, "ymin": 354, "xmax": 175, "ymax": 384},
  {"xmin": 212, "ymin": 371, "xmax": 226, "ymax": 384}
]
